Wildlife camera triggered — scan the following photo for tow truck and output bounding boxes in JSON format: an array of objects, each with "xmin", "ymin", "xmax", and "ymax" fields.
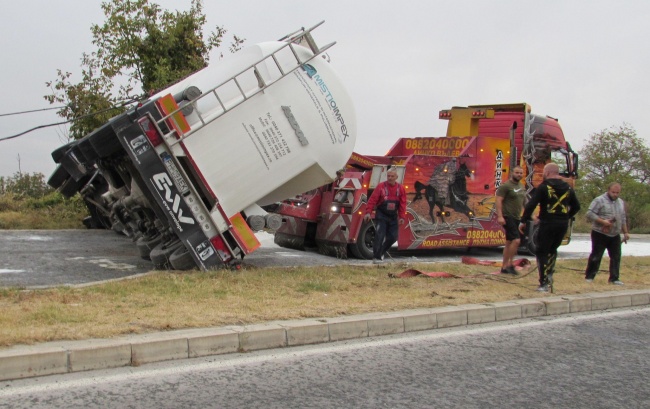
[{"xmin": 273, "ymin": 103, "xmax": 578, "ymax": 258}]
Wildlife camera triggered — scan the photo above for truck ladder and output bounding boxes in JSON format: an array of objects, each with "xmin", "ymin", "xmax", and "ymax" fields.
[{"xmin": 156, "ymin": 20, "xmax": 334, "ymax": 147}]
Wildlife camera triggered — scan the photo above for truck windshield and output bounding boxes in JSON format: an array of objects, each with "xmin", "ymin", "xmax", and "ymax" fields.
[{"xmin": 550, "ymin": 149, "xmax": 571, "ymax": 176}]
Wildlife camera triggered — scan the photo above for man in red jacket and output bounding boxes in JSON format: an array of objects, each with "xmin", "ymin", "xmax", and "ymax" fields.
[{"xmin": 363, "ymin": 169, "xmax": 407, "ymax": 263}]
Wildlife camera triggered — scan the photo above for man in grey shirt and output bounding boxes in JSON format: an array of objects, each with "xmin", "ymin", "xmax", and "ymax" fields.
[{"xmin": 584, "ymin": 183, "xmax": 630, "ymax": 285}]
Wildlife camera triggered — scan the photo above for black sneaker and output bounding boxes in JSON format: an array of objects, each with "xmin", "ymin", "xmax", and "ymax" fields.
[
  {"xmin": 500, "ymin": 266, "xmax": 517, "ymax": 275},
  {"xmin": 506, "ymin": 266, "xmax": 519, "ymax": 276}
]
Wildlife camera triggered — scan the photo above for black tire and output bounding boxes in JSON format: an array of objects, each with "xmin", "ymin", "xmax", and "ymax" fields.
[
  {"xmin": 149, "ymin": 240, "xmax": 183, "ymax": 270},
  {"xmin": 88, "ymin": 123, "xmax": 122, "ymax": 158},
  {"xmin": 83, "ymin": 200, "xmax": 111, "ymax": 230},
  {"xmin": 51, "ymin": 141, "xmax": 76, "ymax": 163},
  {"xmin": 169, "ymin": 245, "xmax": 197, "ymax": 271},
  {"xmin": 136, "ymin": 234, "xmax": 163, "ymax": 260},
  {"xmin": 348, "ymin": 221, "xmax": 375, "ymax": 260},
  {"xmin": 60, "ymin": 147, "xmax": 91, "ymax": 181},
  {"xmin": 58, "ymin": 176, "xmax": 87, "ymax": 198},
  {"xmin": 273, "ymin": 232, "xmax": 305, "ymax": 251},
  {"xmin": 47, "ymin": 165, "xmax": 70, "ymax": 189},
  {"xmin": 525, "ymin": 223, "xmax": 539, "ymax": 256},
  {"xmin": 77, "ymin": 135, "xmax": 99, "ymax": 163}
]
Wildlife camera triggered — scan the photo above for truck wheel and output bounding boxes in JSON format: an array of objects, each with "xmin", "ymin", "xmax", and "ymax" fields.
[
  {"xmin": 51, "ymin": 141, "xmax": 76, "ymax": 163},
  {"xmin": 78, "ymin": 135, "xmax": 99, "ymax": 163},
  {"xmin": 273, "ymin": 232, "xmax": 305, "ymax": 251},
  {"xmin": 47, "ymin": 165, "xmax": 70, "ymax": 189},
  {"xmin": 60, "ymin": 147, "xmax": 91, "ymax": 182},
  {"xmin": 58, "ymin": 176, "xmax": 88, "ymax": 198},
  {"xmin": 89, "ymin": 124, "xmax": 122, "ymax": 158},
  {"xmin": 136, "ymin": 234, "xmax": 163, "ymax": 260},
  {"xmin": 525, "ymin": 224, "xmax": 539, "ymax": 256},
  {"xmin": 149, "ymin": 240, "xmax": 183, "ymax": 270},
  {"xmin": 169, "ymin": 245, "xmax": 197, "ymax": 270},
  {"xmin": 83, "ymin": 200, "xmax": 111, "ymax": 230},
  {"xmin": 348, "ymin": 221, "xmax": 375, "ymax": 260}
]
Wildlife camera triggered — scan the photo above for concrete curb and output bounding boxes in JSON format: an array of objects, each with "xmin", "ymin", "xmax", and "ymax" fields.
[{"xmin": 1, "ymin": 289, "xmax": 649, "ymax": 381}]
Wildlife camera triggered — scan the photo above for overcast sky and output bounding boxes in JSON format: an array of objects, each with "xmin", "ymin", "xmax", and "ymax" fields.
[{"xmin": 1, "ymin": 0, "xmax": 649, "ymax": 178}]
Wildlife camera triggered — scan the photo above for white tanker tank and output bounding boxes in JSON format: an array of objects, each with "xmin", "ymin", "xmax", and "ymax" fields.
[{"xmin": 152, "ymin": 28, "xmax": 356, "ymax": 218}]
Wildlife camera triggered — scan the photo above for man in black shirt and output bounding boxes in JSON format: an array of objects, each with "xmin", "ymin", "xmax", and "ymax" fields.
[{"xmin": 519, "ymin": 163, "xmax": 580, "ymax": 292}]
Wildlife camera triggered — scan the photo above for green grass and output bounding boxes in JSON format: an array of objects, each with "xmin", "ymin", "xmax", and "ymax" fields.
[
  {"xmin": 1, "ymin": 257, "xmax": 648, "ymax": 348},
  {"xmin": 0, "ymin": 192, "xmax": 88, "ymax": 229}
]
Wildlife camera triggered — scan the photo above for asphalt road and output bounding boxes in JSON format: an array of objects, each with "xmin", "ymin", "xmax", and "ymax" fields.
[
  {"xmin": 1, "ymin": 307, "xmax": 648, "ymax": 408},
  {"xmin": 0, "ymin": 230, "xmax": 647, "ymax": 288}
]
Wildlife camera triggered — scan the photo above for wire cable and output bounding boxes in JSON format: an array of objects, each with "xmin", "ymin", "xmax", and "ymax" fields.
[
  {"xmin": 0, "ymin": 98, "xmax": 141, "ymax": 142},
  {"xmin": 0, "ymin": 106, "xmax": 66, "ymax": 117}
]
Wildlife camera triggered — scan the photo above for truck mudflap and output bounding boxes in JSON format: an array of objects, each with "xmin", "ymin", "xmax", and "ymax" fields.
[
  {"xmin": 110, "ymin": 112, "xmax": 229, "ymax": 270},
  {"xmin": 315, "ymin": 239, "xmax": 349, "ymax": 259},
  {"xmin": 274, "ymin": 215, "xmax": 311, "ymax": 250}
]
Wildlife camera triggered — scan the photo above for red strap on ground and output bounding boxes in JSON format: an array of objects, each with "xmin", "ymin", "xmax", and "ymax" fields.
[
  {"xmin": 390, "ymin": 258, "xmax": 531, "ymax": 279},
  {"xmin": 461, "ymin": 256, "xmax": 498, "ymax": 266},
  {"xmin": 461, "ymin": 257, "xmax": 531, "ymax": 269},
  {"xmin": 392, "ymin": 270, "xmax": 457, "ymax": 278}
]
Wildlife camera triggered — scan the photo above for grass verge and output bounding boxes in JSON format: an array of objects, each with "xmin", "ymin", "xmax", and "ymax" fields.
[{"xmin": 1, "ymin": 256, "xmax": 649, "ymax": 348}]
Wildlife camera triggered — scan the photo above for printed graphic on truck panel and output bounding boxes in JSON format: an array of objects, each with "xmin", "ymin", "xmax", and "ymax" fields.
[{"xmin": 398, "ymin": 137, "xmax": 512, "ymax": 250}]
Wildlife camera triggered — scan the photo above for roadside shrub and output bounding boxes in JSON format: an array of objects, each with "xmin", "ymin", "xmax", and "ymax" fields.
[
  {"xmin": 0, "ymin": 190, "xmax": 88, "ymax": 229},
  {"xmin": 0, "ymin": 193, "xmax": 20, "ymax": 212},
  {"xmin": 25, "ymin": 191, "xmax": 68, "ymax": 209}
]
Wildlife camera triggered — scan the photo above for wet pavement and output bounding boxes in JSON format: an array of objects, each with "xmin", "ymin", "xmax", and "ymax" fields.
[{"xmin": 1, "ymin": 230, "xmax": 648, "ymax": 288}]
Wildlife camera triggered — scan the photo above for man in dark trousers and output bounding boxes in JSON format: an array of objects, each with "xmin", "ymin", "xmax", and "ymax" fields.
[
  {"xmin": 519, "ymin": 163, "xmax": 580, "ymax": 292},
  {"xmin": 584, "ymin": 183, "xmax": 630, "ymax": 285},
  {"xmin": 496, "ymin": 165, "xmax": 525, "ymax": 275},
  {"xmin": 363, "ymin": 168, "xmax": 407, "ymax": 264}
]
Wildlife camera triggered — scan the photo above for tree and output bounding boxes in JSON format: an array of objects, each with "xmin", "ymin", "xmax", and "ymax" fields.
[
  {"xmin": 577, "ymin": 124, "xmax": 650, "ymax": 232},
  {"xmin": 579, "ymin": 124, "xmax": 650, "ymax": 184},
  {"xmin": 44, "ymin": 0, "xmax": 244, "ymax": 140},
  {"xmin": 0, "ymin": 172, "xmax": 52, "ymax": 198}
]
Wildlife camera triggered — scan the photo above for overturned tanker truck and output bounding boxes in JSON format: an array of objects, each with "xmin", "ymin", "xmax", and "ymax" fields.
[{"xmin": 47, "ymin": 22, "xmax": 356, "ymax": 270}]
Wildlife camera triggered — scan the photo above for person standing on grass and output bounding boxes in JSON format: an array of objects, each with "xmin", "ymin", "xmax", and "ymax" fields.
[
  {"xmin": 496, "ymin": 166, "xmax": 526, "ymax": 275},
  {"xmin": 519, "ymin": 163, "xmax": 581, "ymax": 292},
  {"xmin": 584, "ymin": 183, "xmax": 630, "ymax": 285},
  {"xmin": 363, "ymin": 168, "xmax": 406, "ymax": 264}
]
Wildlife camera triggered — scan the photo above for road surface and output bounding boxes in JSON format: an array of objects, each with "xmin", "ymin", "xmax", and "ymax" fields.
[
  {"xmin": 0, "ymin": 230, "xmax": 647, "ymax": 288},
  {"xmin": 1, "ymin": 307, "xmax": 648, "ymax": 408}
]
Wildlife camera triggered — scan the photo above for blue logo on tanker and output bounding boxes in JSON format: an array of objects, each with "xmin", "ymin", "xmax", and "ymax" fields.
[
  {"xmin": 300, "ymin": 64, "xmax": 349, "ymax": 143},
  {"xmin": 302, "ymin": 63, "xmax": 317, "ymax": 78}
]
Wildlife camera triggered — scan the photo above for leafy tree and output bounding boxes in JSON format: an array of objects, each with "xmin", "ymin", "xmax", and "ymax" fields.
[
  {"xmin": 44, "ymin": 0, "xmax": 244, "ymax": 140},
  {"xmin": 577, "ymin": 124, "xmax": 650, "ymax": 232},
  {"xmin": 0, "ymin": 172, "xmax": 53, "ymax": 198},
  {"xmin": 45, "ymin": 63, "xmax": 118, "ymax": 141},
  {"xmin": 579, "ymin": 124, "xmax": 650, "ymax": 184}
]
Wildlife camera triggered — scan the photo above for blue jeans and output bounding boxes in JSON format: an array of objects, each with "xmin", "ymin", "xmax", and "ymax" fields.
[{"xmin": 373, "ymin": 214, "xmax": 398, "ymax": 259}]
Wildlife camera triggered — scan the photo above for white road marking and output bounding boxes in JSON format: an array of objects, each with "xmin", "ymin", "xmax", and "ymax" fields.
[{"xmin": 0, "ymin": 269, "xmax": 24, "ymax": 274}]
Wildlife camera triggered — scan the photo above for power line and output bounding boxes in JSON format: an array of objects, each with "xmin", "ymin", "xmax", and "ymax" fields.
[
  {"xmin": 0, "ymin": 120, "xmax": 74, "ymax": 142},
  {"xmin": 0, "ymin": 98, "xmax": 141, "ymax": 143},
  {"xmin": 0, "ymin": 106, "xmax": 66, "ymax": 117}
]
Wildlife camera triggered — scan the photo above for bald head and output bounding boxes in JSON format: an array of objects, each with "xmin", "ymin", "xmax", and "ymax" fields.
[{"xmin": 543, "ymin": 163, "xmax": 560, "ymax": 180}]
